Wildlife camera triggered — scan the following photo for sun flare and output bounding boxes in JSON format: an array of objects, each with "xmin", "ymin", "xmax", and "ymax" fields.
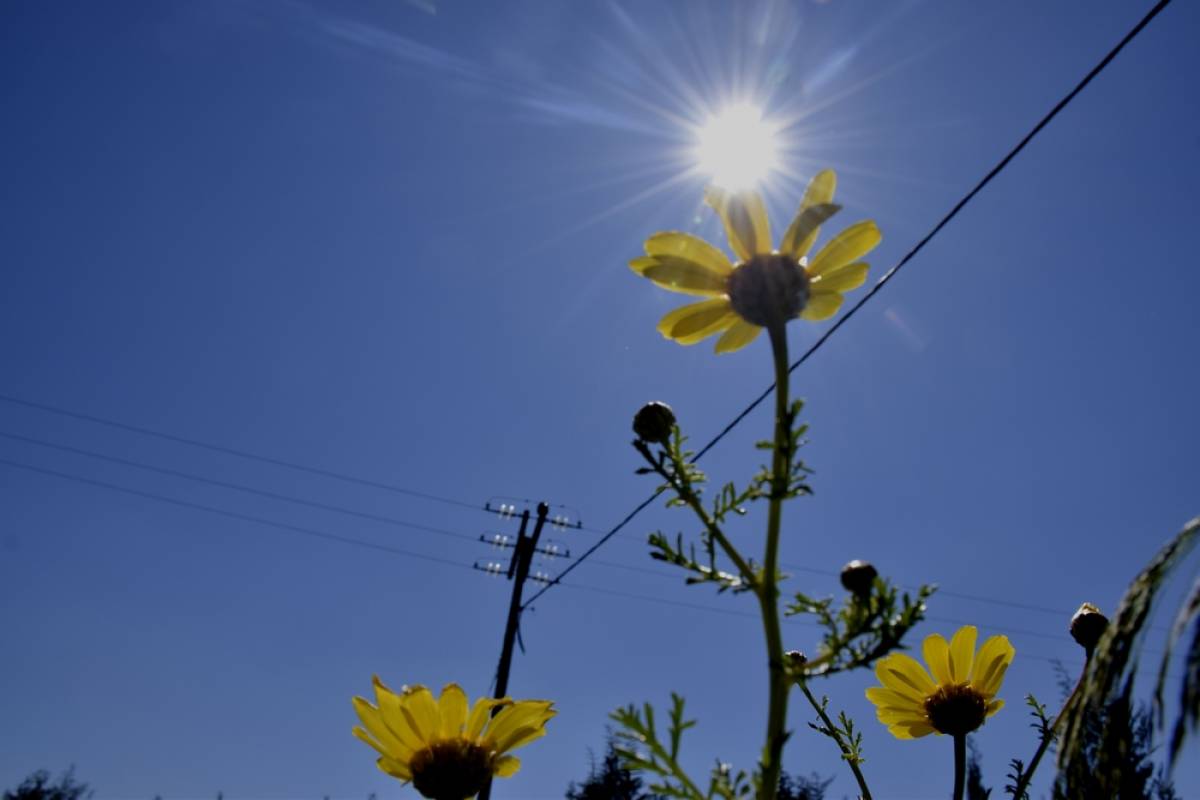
[{"xmin": 695, "ymin": 104, "xmax": 779, "ymax": 191}]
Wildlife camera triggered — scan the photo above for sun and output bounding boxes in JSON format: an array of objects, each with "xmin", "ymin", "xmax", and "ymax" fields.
[{"xmin": 695, "ymin": 104, "xmax": 780, "ymax": 191}]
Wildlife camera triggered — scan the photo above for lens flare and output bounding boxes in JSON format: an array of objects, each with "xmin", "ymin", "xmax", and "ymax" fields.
[{"xmin": 695, "ymin": 104, "xmax": 779, "ymax": 190}]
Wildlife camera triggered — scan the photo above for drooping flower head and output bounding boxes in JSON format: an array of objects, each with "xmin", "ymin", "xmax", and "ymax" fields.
[
  {"xmin": 629, "ymin": 170, "xmax": 881, "ymax": 353},
  {"xmin": 866, "ymin": 625, "xmax": 1014, "ymax": 739},
  {"xmin": 352, "ymin": 676, "xmax": 555, "ymax": 800}
]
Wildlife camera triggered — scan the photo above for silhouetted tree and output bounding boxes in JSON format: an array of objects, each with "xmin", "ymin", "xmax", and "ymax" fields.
[
  {"xmin": 3, "ymin": 769, "xmax": 90, "ymax": 800},
  {"xmin": 965, "ymin": 741, "xmax": 991, "ymax": 800},
  {"xmin": 776, "ymin": 771, "xmax": 830, "ymax": 800},
  {"xmin": 1052, "ymin": 698, "xmax": 1177, "ymax": 800},
  {"xmin": 566, "ymin": 738, "xmax": 661, "ymax": 800}
]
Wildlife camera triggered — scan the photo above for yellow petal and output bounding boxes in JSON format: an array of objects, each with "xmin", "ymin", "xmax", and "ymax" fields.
[
  {"xmin": 798, "ymin": 291, "xmax": 843, "ymax": 321},
  {"xmin": 641, "ymin": 257, "xmax": 730, "ymax": 296},
  {"xmin": 493, "ymin": 755, "xmax": 521, "ymax": 777},
  {"xmin": 876, "ymin": 706, "xmax": 928, "ymax": 725},
  {"xmin": 378, "ymin": 755, "xmax": 413, "ymax": 781},
  {"xmin": 808, "ymin": 220, "xmax": 881, "ymax": 277},
  {"xmin": 438, "ymin": 683, "xmax": 469, "ymax": 738},
  {"xmin": 628, "ymin": 256, "xmax": 656, "ymax": 275},
  {"xmin": 809, "ymin": 261, "xmax": 868, "ymax": 293},
  {"xmin": 922, "ymin": 634, "xmax": 954, "ymax": 686},
  {"xmin": 644, "ymin": 231, "xmax": 732, "ymax": 275},
  {"xmin": 353, "ymin": 699, "xmax": 413, "ymax": 758},
  {"xmin": 876, "ymin": 653, "xmax": 935, "ymax": 699},
  {"xmin": 949, "ymin": 626, "xmax": 978, "ymax": 683},
  {"xmin": 465, "ymin": 697, "xmax": 511, "ymax": 741},
  {"xmin": 890, "ymin": 720, "xmax": 936, "ymax": 739},
  {"xmin": 493, "ymin": 723, "xmax": 549, "ymax": 754},
  {"xmin": 986, "ymin": 698, "xmax": 1005, "ymax": 717},
  {"xmin": 714, "ymin": 319, "xmax": 762, "ymax": 353},
  {"xmin": 865, "ymin": 687, "xmax": 922, "ymax": 714},
  {"xmin": 485, "ymin": 701, "xmax": 555, "ymax": 752},
  {"xmin": 372, "ymin": 680, "xmax": 425, "ymax": 752},
  {"xmin": 971, "ymin": 635, "xmax": 1015, "ymax": 697},
  {"xmin": 657, "ymin": 299, "xmax": 737, "ymax": 345},
  {"xmin": 781, "ymin": 202, "xmax": 841, "ymax": 260},
  {"xmin": 399, "ymin": 686, "xmax": 440, "ymax": 746},
  {"xmin": 705, "ymin": 187, "xmax": 771, "ymax": 260},
  {"xmin": 803, "ymin": 169, "xmax": 837, "ymax": 209}
]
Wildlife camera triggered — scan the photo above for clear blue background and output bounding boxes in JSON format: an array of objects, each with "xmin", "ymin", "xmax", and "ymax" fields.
[{"xmin": 2, "ymin": 1, "xmax": 1198, "ymax": 798}]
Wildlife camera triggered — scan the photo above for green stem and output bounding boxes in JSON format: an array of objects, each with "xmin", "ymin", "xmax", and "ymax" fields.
[
  {"xmin": 758, "ymin": 322, "xmax": 791, "ymax": 800},
  {"xmin": 1010, "ymin": 662, "xmax": 1087, "ymax": 799},
  {"xmin": 952, "ymin": 734, "xmax": 966, "ymax": 800},
  {"xmin": 797, "ymin": 681, "xmax": 873, "ymax": 800}
]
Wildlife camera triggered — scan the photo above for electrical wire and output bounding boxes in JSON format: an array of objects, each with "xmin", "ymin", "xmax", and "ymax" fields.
[
  {"xmin": 520, "ymin": 0, "xmax": 1173, "ymax": 611},
  {"xmin": 0, "ymin": 458, "xmax": 475, "ymax": 571},
  {"xmin": 0, "ymin": 392, "xmax": 483, "ymax": 513},
  {"xmin": 0, "ymin": 430, "xmax": 479, "ymax": 544}
]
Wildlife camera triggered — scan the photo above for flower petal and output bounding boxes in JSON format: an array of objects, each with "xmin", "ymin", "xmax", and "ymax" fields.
[
  {"xmin": 890, "ymin": 720, "xmax": 936, "ymax": 740},
  {"xmin": 657, "ymin": 299, "xmax": 737, "ymax": 345},
  {"xmin": 628, "ymin": 256, "xmax": 658, "ymax": 275},
  {"xmin": 353, "ymin": 699, "xmax": 414, "ymax": 758},
  {"xmin": 399, "ymin": 686, "xmax": 440, "ymax": 747},
  {"xmin": 798, "ymin": 291, "xmax": 843, "ymax": 321},
  {"xmin": 372, "ymin": 679, "xmax": 425, "ymax": 752},
  {"xmin": 486, "ymin": 701, "xmax": 555, "ymax": 754},
  {"xmin": 986, "ymin": 698, "xmax": 1005, "ymax": 717},
  {"xmin": 493, "ymin": 755, "xmax": 522, "ymax": 777},
  {"xmin": 378, "ymin": 755, "xmax": 413, "ymax": 781},
  {"xmin": 971, "ymin": 635, "xmax": 1015, "ymax": 697},
  {"xmin": 438, "ymin": 683, "xmax": 469, "ymax": 738},
  {"xmin": 949, "ymin": 626, "xmax": 978, "ymax": 683},
  {"xmin": 644, "ymin": 231, "xmax": 732, "ymax": 275},
  {"xmin": 866, "ymin": 687, "xmax": 922, "ymax": 714},
  {"xmin": 922, "ymin": 634, "xmax": 954, "ymax": 686},
  {"xmin": 641, "ymin": 256, "xmax": 730, "ymax": 296},
  {"xmin": 809, "ymin": 261, "xmax": 868, "ymax": 294},
  {"xmin": 466, "ymin": 697, "xmax": 511, "ymax": 741},
  {"xmin": 714, "ymin": 319, "xmax": 762, "ymax": 353},
  {"xmin": 876, "ymin": 653, "xmax": 935, "ymax": 700},
  {"xmin": 781, "ymin": 202, "xmax": 841, "ymax": 260},
  {"xmin": 705, "ymin": 187, "xmax": 771, "ymax": 260},
  {"xmin": 808, "ymin": 220, "xmax": 881, "ymax": 277}
]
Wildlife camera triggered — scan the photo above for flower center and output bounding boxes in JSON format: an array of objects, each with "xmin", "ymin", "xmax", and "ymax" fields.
[
  {"xmin": 924, "ymin": 683, "xmax": 989, "ymax": 737},
  {"xmin": 726, "ymin": 253, "xmax": 810, "ymax": 328},
  {"xmin": 410, "ymin": 739, "xmax": 494, "ymax": 800}
]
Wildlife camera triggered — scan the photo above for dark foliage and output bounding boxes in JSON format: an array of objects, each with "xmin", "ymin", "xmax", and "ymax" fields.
[
  {"xmin": 3, "ymin": 769, "xmax": 90, "ymax": 800},
  {"xmin": 1053, "ymin": 699, "xmax": 1177, "ymax": 800},
  {"xmin": 966, "ymin": 741, "xmax": 992, "ymax": 800},
  {"xmin": 567, "ymin": 739, "xmax": 663, "ymax": 800},
  {"xmin": 776, "ymin": 771, "xmax": 831, "ymax": 800}
]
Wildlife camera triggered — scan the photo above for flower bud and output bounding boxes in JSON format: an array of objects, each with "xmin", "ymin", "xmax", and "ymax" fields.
[
  {"xmin": 840, "ymin": 560, "xmax": 878, "ymax": 596},
  {"xmin": 633, "ymin": 401, "xmax": 676, "ymax": 444},
  {"xmin": 785, "ymin": 650, "xmax": 807, "ymax": 668},
  {"xmin": 1070, "ymin": 602, "xmax": 1108, "ymax": 653}
]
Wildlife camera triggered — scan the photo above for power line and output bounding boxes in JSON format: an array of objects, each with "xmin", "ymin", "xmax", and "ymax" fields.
[
  {"xmin": 520, "ymin": 0, "xmax": 1173, "ymax": 610},
  {"xmin": 0, "ymin": 458, "xmax": 474, "ymax": 571},
  {"xmin": 0, "ymin": 392, "xmax": 483, "ymax": 513},
  {"xmin": 0, "ymin": 430, "xmax": 479, "ymax": 544},
  {"xmin": 4, "ymin": 424, "xmax": 1149, "ymax": 634},
  {"xmin": 0, "ymin": 455, "xmax": 1151, "ymax": 663}
]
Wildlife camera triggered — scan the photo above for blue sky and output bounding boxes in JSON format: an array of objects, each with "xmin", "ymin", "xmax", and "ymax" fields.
[{"xmin": 2, "ymin": 1, "xmax": 1198, "ymax": 798}]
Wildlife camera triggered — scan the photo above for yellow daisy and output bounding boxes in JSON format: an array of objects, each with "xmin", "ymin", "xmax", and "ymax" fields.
[
  {"xmin": 866, "ymin": 625, "xmax": 1015, "ymax": 739},
  {"xmin": 352, "ymin": 676, "xmax": 555, "ymax": 800},
  {"xmin": 629, "ymin": 170, "xmax": 881, "ymax": 353}
]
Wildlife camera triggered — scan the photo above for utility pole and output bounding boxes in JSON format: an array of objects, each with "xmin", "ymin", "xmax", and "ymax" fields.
[{"xmin": 477, "ymin": 501, "xmax": 549, "ymax": 800}]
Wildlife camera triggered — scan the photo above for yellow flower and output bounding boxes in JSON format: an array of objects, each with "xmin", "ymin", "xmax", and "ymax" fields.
[
  {"xmin": 866, "ymin": 625, "xmax": 1015, "ymax": 739},
  {"xmin": 629, "ymin": 170, "xmax": 880, "ymax": 353},
  {"xmin": 352, "ymin": 676, "xmax": 555, "ymax": 800}
]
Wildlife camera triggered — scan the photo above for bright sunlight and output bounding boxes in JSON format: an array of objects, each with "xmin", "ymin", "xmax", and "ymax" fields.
[{"xmin": 695, "ymin": 104, "xmax": 779, "ymax": 191}]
